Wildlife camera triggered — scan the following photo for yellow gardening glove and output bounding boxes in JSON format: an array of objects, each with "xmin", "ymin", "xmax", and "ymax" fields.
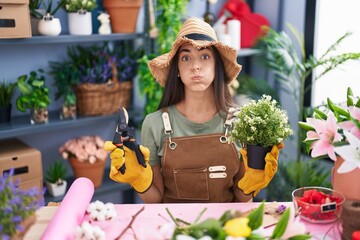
[
  {"xmin": 237, "ymin": 143, "xmax": 284, "ymax": 197},
  {"xmin": 104, "ymin": 141, "xmax": 153, "ymax": 193}
]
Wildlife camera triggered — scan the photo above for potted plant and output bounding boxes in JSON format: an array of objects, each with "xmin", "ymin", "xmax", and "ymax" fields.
[
  {"xmin": 299, "ymin": 87, "xmax": 360, "ymax": 201},
  {"xmin": 229, "ymin": 95, "xmax": 293, "ymax": 169},
  {"xmin": 53, "ymin": 43, "xmax": 141, "ymax": 116},
  {"xmin": 37, "ymin": 0, "xmax": 64, "ymax": 36},
  {"xmin": 0, "ymin": 80, "xmax": 16, "ymax": 123},
  {"xmin": 0, "ymin": 168, "xmax": 44, "ymax": 238},
  {"xmin": 49, "ymin": 60, "xmax": 79, "ymax": 119},
  {"xmin": 16, "ymin": 69, "xmax": 51, "ymax": 125},
  {"xmin": 62, "ymin": 0, "xmax": 97, "ymax": 35},
  {"xmin": 59, "ymin": 135, "xmax": 108, "ymax": 188},
  {"xmin": 45, "ymin": 160, "xmax": 68, "ymax": 197}
]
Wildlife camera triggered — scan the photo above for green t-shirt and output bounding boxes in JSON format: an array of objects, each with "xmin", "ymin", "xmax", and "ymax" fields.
[{"xmin": 141, "ymin": 105, "xmax": 237, "ymax": 166}]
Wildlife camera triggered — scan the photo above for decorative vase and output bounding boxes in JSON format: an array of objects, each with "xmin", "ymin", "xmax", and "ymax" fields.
[
  {"xmin": 246, "ymin": 145, "xmax": 272, "ymax": 169},
  {"xmin": 69, "ymin": 157, "xmax": 106, "ymax": 188},
  {"xmin": 60, "ymin": 104, "xmax": 77, "ymax": 120},
  {"xmin": 38, "ymin": 14, "xmax": 62, "ymax": 36},
  {"xmin": 102, "ymin": 0, "xmax": 143, "ymax": 33},
  {"xmin": 30, "ymin": 9, "xmax": 46, "ymax": 36},
  {"xmin": 45, "ymin": 180, "xmax": 67, "ymax": 197},
  {"xmin": 0, "ymin": 104, "xmax": 12, "ymax": 123},
  {"xmin": 68, "ymin": 10, "xmax": 92, "ymax": 35},
  {"xmin": 30, "ymin": 108, "xmax": 49, "ymax": 125},
  {"xmin": 332, "ymin": 156, "xmax": 360, "ymax": 201}
]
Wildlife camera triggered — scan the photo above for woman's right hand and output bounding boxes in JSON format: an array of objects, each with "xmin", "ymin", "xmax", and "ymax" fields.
[{"xmin": 104, "ymin": 141, "xmax": 153, "ymax": 193}]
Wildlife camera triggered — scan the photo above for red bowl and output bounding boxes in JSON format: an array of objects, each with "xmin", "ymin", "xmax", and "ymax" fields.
[{"xmin": 292, "ymin": 186, "xmax": 345, "ymax": 223}]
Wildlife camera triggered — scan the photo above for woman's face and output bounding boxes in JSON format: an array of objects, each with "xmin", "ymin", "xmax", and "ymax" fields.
[{"xmin": 177, "ymin": 43, "xmax": 216, "ymax": 92}]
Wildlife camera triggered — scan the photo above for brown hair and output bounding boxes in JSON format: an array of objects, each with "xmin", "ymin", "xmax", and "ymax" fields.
[{"xmin": 157, "ymin": 46, "xmax": 234, "ymax": 112}]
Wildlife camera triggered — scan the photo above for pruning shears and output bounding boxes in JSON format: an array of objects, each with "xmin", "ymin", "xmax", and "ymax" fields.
[{"xmin": 112, "ymin": 107, "xmax": 146, "ymax": 174}]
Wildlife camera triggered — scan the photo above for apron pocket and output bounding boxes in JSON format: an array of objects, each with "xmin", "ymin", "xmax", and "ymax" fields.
[{"xmin": 173, "ymin": 167, "xmax": 209, "ymax": 200}]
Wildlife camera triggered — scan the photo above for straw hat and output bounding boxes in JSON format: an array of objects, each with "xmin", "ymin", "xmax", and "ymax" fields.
[{"xmin": 148, "ymin": 17, "xmax": 242, "ymax": 87}]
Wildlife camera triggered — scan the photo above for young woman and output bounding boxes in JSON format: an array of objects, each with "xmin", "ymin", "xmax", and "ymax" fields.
[{"xmin": 105, "ymin": 17, "xmax": 282, "ymax": 203}]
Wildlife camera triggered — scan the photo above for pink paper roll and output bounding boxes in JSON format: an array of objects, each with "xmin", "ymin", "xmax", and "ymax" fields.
[{"xmin": 41, "ymin": 177, "xmax": 94, "ymax": 240}]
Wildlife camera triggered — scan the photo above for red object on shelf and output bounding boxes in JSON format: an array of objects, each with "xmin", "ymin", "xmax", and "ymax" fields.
[
  {"xmin": 218, "ymin": 0, "xmax": 270, "ymax": 48},
  {"xmin": 353, "ymin": 231, "xmax": 360, "ymax": 240}
]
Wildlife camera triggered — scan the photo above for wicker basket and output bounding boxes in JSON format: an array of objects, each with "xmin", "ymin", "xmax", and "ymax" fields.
[{"xmin": 75, "ymin": 80, "xmax": 132, "ymax": 116}]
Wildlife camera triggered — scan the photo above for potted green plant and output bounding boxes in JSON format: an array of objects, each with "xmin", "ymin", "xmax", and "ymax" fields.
[
  {"xmin": 37, "ymin": 0, "xmax": 64, "ymax": 36},
  {"xmin": 62, "ymin": 0, "xmax": 97, "ymax": 35},
  {"xmin": 45, "ymin": 160, "xmax": 68, "ymax": 197},
  {"xmin": 49, "ymin": 60, "xmax": 79, "ymax": 119},
  {"xmin": 0, "ymin": 80, "xmax": 16, "ymax": 123},
  {"xmin": 16, "ymin": 69, "xmax": 51, "ymax": 125},
  {"xmin": 229, "ymin": 95, "xmax": 293, "ymax": 169}
]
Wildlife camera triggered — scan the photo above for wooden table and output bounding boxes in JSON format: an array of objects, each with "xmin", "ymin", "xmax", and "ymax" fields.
[{"xmin": 24, "ymin": 202, "xmax": 342, "ymax": 240}]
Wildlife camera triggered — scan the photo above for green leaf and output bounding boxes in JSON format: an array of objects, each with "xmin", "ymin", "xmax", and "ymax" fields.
[
  {"xmin": 189, "ymin": 218, "xmax": 223, "ymax": 238},
  {"xmin": 271, "ymin": 208, "xmax": 290, "ymax": 239},
  {"xmin": 298, "ymin": 121, "xmax": 314, "ymax": 131},
  {"xmin": 288, "ymin": 234, "xmax": 312, "ymax": 240},
  {"xmin": 313, "ymin": 109, "xmax": 327, "ymax": 120},
  {"xmin": 247, "ymin": 202, "xmax": 264, "ymax": 230}
]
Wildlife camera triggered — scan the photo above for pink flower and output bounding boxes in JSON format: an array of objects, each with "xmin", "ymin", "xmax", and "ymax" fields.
[
  {"xmin": 59, "ymin": 135, "xmax": 108, "ymax": 164},
  {"xmin": 305, "ymin": 112, "xmax": 343, "ymax": 160},
  {"xmin": 338, "ymin": 106, "xmax": 360, "ymax": 139}
]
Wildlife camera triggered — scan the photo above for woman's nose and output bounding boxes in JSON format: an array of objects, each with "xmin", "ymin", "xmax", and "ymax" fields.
[{"xmin": 192, "ymin": 63, "xmax": 200, "ymax": 71}]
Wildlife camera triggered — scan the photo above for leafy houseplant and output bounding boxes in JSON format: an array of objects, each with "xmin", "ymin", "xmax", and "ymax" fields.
[
  {"xmin": 16, "ymin": 69, "xmax": 51, "ymax": 124},
  {"xmin": 0, "ymin": 80, "xmax": 16, "ymax": 122},
  {"xmin": 138, "ymin": 0, "xmax": 188, "ymax": 117},
  {"xmin": 230, "ymin": 95, "xmax": 293, "ymax": 148},
  {"xmin": 49, "ymin": 60, "xmax": 79, "ymax": 119},
  {"xmin": 0, "ymin": 168, "xmax": 44, "ymax": 239},
  {"xmin": 62, "ymin": 0, "xmax": 97, "ymax": 35},
  {"xmin": 254, "ymin": 25, "xmax": 360, "ymax": 162},
  {"xmin": 45, "ymin": 160, "xmax": 68, "ymax": 197}
]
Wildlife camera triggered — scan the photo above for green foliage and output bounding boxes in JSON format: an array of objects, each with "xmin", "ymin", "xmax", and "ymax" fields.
[
  {"xmin": 254, "ymin": 25, "xmax": 360, "ymax": 160},
  {"xmin": 236, "ymin": 73, "xmax": 280, "ymax": 103},
  {"xmin": 230, "ymin": 95, "xmax": 293, "ymax": 147},
  {"xmin": 138, "ymin": 0, "xmax": 188, "ymax": 117},
  {"xmin": 266, "ymin": 159, "xmax": 332, "ymax": 201},
  {"xmin": 165, "ymin": 202, "xmax": 311, "ymax": 239},
  {"xmin": 45, "ymin": 160, "xmax": 67, "ymax": 183},
  {"xmin": 0, "ymin": 80, "xmax": 16, "ymax": 107},
  {"xmin": 16, "ymin": 69, "xmax": 51, "ymax": 112},
  {"xmin": 63, "ymin": 0, "xmax": 97, "ymax": 12},
  {"xmin": 49, "ymin": 59, "xmax": 79, "ymax": 102},
  {"xmin": 31, "ymin": 0, "xmax": 65, "ymax": 18}
]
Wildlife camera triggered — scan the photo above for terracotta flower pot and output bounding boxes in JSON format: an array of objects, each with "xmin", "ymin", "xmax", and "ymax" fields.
[
  {"xmin": 102, "ymin": 0, "xmax": 143, "ymax": 33},
  {"xmin": 332, "ymin": 156, "xmax": 360, "ymax": 201},
  {"xmin": 69, "ymin": 157, "xmax": 107, "ymax": 188}
]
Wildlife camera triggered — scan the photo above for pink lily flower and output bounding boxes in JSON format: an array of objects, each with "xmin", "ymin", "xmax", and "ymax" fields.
[
  {"xmin": 305, "ymin": 112, "xmax": 343, "ymax": 160},
  {"xmin": 338, "ymin": 106, "xmax": 360, "ymax": 139}
]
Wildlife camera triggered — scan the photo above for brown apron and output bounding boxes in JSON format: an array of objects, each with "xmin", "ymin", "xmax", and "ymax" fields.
[{"xmin": 161, "ymin": 109, "xmax": 240, "ymax": 203}]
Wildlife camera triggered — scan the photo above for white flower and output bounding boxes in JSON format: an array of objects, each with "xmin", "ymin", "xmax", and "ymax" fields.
[
  {"xmin": 334, "ymin": 131, "xmax": 360, "ymax": 173},
  {"xmin": 208, "ymin": 0, "xmax": 218, "ymax": 4},
  {"xmin": 86, "ymin": 200, "xmax": 117, "ymax": 221},
  {"xmin": 74, "ymin": 221, "xmax": 105, "ymax": 240}
]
